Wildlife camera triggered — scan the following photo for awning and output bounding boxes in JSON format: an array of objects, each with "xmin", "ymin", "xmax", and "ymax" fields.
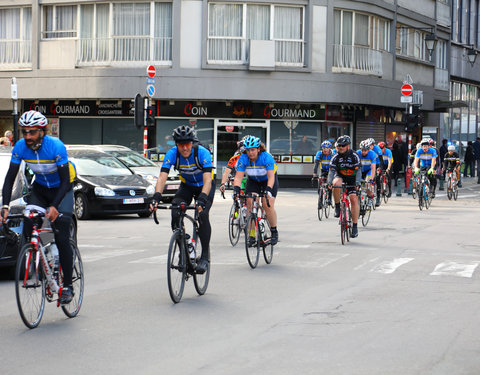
[{"xmin": 434, "ymin": 100, "xmax": 469, "ymax": 112}]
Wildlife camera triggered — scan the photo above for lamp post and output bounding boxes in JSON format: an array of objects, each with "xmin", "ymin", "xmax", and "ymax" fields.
[
  {"xmin": 467, "ymin": 46, "xmax": 477, "ymax": 67},
  {"xmin": 424, "ymin": 33, "xmax": 437, "ymax": 57},
  {"xmin": 11, "ymin": 77, "xmax": 18, "ymax": 144}
]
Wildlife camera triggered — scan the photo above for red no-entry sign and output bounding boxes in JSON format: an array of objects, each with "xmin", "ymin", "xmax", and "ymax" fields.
[
  {"xmin": 401, "ymin": 84, "xmax": 413, "ymax": 96},
  {"xmin": 147, "ymin": 65, "xmax": 156, "ymax": 78}
]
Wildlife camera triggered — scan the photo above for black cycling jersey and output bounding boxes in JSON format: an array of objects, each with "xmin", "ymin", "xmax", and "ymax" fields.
[
  {"xmin": 328, "ymin": 149, "xmax": 361, "ymax": 185},
  {"xmin": 443, "ymin": 152, "xmax": 460, "ymax": 170}
]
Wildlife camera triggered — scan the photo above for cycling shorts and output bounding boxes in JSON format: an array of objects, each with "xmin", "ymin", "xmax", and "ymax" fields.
[
  {"xmin": 27, "ymin": 182, "xmax": 74, "ymax": 215},
  {"xmin": 333, "ymin": 174, "xmax": 357, "ymax": 195},
  {"xmin": 245, "ymin": 174, "xmax": 279, "ymax": 198}
]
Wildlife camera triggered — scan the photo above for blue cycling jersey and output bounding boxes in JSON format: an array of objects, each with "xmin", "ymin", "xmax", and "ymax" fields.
[
  {"xmin": 356, "ymin": 149, "xmax": 378, "ymax": 172},
  {"xmin": 372, "ymin": 144, "xmax": 382, "ymax": 165},
  {"xmin": 381, "ymin": 148, "xmax": 393, "ymax": 165},
  {"xmin": 314, "ymin": 151, "xmax": 332, "ymax": 171},
  {"xmin": 236, "ymin": 151, "xmax": 277, "ymax": 182},
  {"xmin": 162, "ymin": 145, "xmax": 213, "ymax": 187},
  {"xmin": 11, "ymin": 136, "xmax": 70, "ymax": 188},
  {"xmin": 415, "ymin": 148, "xmax": 437, "ymax": 167}
]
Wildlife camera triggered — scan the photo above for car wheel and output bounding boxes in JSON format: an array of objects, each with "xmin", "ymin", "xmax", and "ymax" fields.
[{"xmin": 75, "ymin": 193, "xmax": 90, "ymax": 220}]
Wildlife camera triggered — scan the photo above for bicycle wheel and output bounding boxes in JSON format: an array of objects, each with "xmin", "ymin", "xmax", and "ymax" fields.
[
  {"xmin": 424, "ymin": 184, "xmax": 431, "ymax": 209},
  {"xmin": 447, "ymin": 177, "xmax": 453, "ymax": 200},
  {"xmin": 244, "ymin": 214, "xmax": 260, "ymax": 269},
  {"xmin": 346, "ymin": 206, "xmax": 352, "ymax": 242},
  {"xmin": 324, "ymin": 189, "xmax": 331, "ymax": 218},
  {"xmin": 62, "ymin": 241, "xmax": 84, "ymax": 318},
  {"xmin": 418, "ymin": 186, "xmax": 423, "ymax": 211},
  {"xmin": 228, "ymin": 202, "xmax": 241, "ymax": 246},
  {"xmin": 167, "ymin": 230, "xmax": 186, "ymax": 303},
  {"xmin": 261, "ymin": 215, "xmax": 274, "ymax": 264},
  {"xmin": 453, "ymin": 183, "xmax": 459, "ymax": 200},
  {"xmin": 317, "ymin": 188, "xmax": 324, "ymax": 221},
  {"xmin": 361, "ymin": 202, "xmax": 371, "ymax": 227},
  {"xmin": 340, "ymin": 203, "xmax": 347, "ymax": 245},
  {"xmin": 411, "ymin": 179, "xmax": 417, "ymax": 199},
  {"xmin": 193, "ymin": 229, "xmax": 210, "ymax": 295},
  {"xmin": 383, "ymin": 179, "xmax": 389, "ymax": 204},
  {"xmin": 15, "ymin": 244, "xmax": 45, "ymax": 329}
]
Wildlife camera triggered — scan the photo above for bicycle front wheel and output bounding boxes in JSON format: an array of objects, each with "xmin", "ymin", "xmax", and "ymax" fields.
[
  {"xmin": 340, "ymin": 203, "xmax": 347, "ymax": 245},
  {"xmin": 167, "ymin": 231, "xmax": 186, "ymax": 303},
  {"xmin": 453, "ymin": 183, "xmax": 459, "ymax": 200},
  {"xmin": 261, "ymin": 215, "xmax": 274, "ymax": 264},
  {"xmin": 15, "ymin": 244, "xmax": 45, "ymax": 329},
  {"xmin": 245, "ymin": 214, "xmax": 260, "ymax": 269},
  {"xmin": 228, "ymin": 202, "xmax": 241, "ymax": 246},
  {"xmin": 62, "ymin": 241, "xmax": 84, "ymax": 318},
  {"xmin": 324, "ymin": 189, "xmax": 331, "ymax": 218},
  {"xmin": 361, "ymin": 202, "xmax": 371, "ymax": 227},
  {"xmin": 424, "ymin": 185, "xmax": 430, "ymax": 209},
  {"xmin": 346, "ymin": 206, "xmax": 352, "ymax": 241},
  {"xmin": 317, "ymin": 189, "xmax": 324, "ymax": 221},
  {"xmin": 193, "ymin": 231, "xmax": 210, "ymax": 295},
  {"xmin": 383, "ymin": 180, "xmax": 389, "ymax": 204},
  {"xmin": 447, "ymin": 177, "xmax": 453, "ymax": 200}
]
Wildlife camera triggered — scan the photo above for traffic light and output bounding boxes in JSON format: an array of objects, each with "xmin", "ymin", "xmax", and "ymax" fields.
[
  {"xmin": 404, "ymin": 106, "xmax": 420, "ymax": 132},
  {"xmin": 146, "ymin": 105, "xmax": 156, "ymax": 127},
  {"xmin": 134, "ymin": 94, "xmax": 144, "ymax": 129}
]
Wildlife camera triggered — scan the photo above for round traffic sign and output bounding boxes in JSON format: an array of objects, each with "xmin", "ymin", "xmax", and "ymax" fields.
[
  {"xmin": 401, "ymin": 84, "xmax": 413, "ymax": 96},
  {"xmin": 146, "ymin": 84, "xmax": 155, "ymax": 97},
  {"xmin": 147, "ymin": 65, "xmax": 156, "ymax": 78},
  {"xmin": 225, "ymin": 125, "xmax": 234, "ymax": 132}
]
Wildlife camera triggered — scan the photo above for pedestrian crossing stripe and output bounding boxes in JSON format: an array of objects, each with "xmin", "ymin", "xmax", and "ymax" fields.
[{"xmin": 430, "ymin": 261, "xmax": 480, "ymax": 278}]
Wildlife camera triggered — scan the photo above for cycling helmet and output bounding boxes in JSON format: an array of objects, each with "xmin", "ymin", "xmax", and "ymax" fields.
[
  {"xmin": 428, "ymin": 138, "xmax": 435, "ymax": 146},
  {"xmin": 359, "ymin": 140, "xmax": 370, "ymax": 150},
  {"xmin": 18, "ymin": 110, "xmax": 48, "ymax": 128},
  {"xmin": 447, "ymin": 145, "xmax": 455, "ymax": 152},
  {"xmin": 367, "ymin": 138, "xmax": 376, "ymax": 147},
  {"xmin": 336, "ymin": 135, "xmax": 351, "ymax": 146},
  {"xmin": 242, "ymin": 136, "xmax": 261, "ymax": 149},
  {"xmin": 321, "ymin": 140, "xmax": 332, "ymax": 148},
  {"xmin": 172, "ymin": 125, "xmax": 196, "ymax": 143},
  {"xmin": 378, "ymin": 141, "xmax": 386, "ymax": 148},
  {"xmin": 420, "ymin": 138, "xmax": 430, "ymax": 146}
]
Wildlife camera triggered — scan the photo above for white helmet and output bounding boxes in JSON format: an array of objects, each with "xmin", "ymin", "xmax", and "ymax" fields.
[
  {"xmin": 447, "ymin": 145, "xmax": 455, "ymax": 152},
  {"xmin": 18, "ymin": 110, "xmax": 48, "ymax": 128}
]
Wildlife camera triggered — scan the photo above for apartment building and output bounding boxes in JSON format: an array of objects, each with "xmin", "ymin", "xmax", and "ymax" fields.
[{"xmin": 0, "ymin": 0, "xmax": 474, "ymax": 177}]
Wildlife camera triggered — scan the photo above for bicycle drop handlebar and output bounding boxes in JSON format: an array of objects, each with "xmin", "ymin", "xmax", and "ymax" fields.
[{"xmin": 152, "ymin": 203, "xmax": 196, "ymax": 225}]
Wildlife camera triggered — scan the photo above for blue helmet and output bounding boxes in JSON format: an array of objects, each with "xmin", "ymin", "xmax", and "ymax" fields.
[
  {"xmin": 243, "ymin": 136, "xmax": 261, "ymax": 149},
  {"xmin": 321, "ymin": 140, "xmax": 332, "ymax": 148}
]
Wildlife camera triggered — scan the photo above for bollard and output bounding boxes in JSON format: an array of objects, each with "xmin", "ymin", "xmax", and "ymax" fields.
[
  {"xmin": 408, "ymin": 177, "xmax": 413, "ymax": 195},
  {"xmin": 396, "ymin": 178, "xmax": 402, "ymax": 196},
  {"xmin": 439, "ymin": 174, "xmax": 445, "ymax": 190}
]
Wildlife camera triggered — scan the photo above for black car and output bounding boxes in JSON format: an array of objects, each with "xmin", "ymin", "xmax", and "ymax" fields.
[{"xmin": 68, "ymin": 149, "xmax": 155, "ymax": 219}]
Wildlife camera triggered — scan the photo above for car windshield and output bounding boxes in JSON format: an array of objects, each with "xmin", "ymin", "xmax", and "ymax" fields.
[
  {"xmin": 72, "ymin": 155, "xmax": 132, "ymax": 176},
  {"xmin": 107, "ymin": 151, "xmax": 156, "ymax": 168}
]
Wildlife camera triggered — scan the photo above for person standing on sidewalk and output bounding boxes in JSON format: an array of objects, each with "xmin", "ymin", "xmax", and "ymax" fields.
[
  {"xmin": 473, "ymin": 137, "xmax": 480, "ymax": 182},
  {"xmin": 464, "ymin": 141, "xmax": 475, "ymax": 178}
]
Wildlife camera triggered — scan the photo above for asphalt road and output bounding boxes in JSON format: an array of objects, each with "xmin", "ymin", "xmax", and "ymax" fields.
[{"xmin": 1, "ymin": 178, "xmax": 479, "ymax": 375}]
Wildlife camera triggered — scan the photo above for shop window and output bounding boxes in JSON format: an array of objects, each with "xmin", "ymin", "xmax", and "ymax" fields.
[
  {"xmin": 103, "ymin": 118, "xmax": 144, "ymax": 152},
  {"xmin": 270, "ymin": 121, "xmax": 321, "ymax": 156},
  {"xmin": 154, "ymin": 119, "xmax": 214, "ymax": 154},
  {"xmin": 60, "ymin": 118, "xmax": 102, "ymax": 144}
]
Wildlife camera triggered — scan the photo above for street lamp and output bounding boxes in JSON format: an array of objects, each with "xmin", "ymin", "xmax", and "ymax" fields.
[
  {"xmin": 424, "ymin": 33, "xmax": 437, "ymax": 57},
  {"xmin": 467, "ymin": 45, "xmax": 477, "ymax": 66}
]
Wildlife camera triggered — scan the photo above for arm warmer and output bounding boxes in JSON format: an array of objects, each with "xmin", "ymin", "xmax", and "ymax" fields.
[
  {"xmin": 51, "ymin": 164, "xmax": 71, "ymax": 209},
  {"xmin": 2, "ymin": 162, "xmax": 20, "ymax": 206},
  {"xmin": 313, "ymin": 160, "xmax": 320, "ymax": 174}
]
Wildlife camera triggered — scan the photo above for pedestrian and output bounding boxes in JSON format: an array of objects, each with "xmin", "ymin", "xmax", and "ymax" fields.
[
  {"xmin": 473, "ymin": 136, "xmax": 480, "ymax": 181},
  {"xmin": 4, "ymin": 130, "xmax": 13, "ymax": 146},
  {"xmin": 463, "ymin": 141, "xmax": 475, "ymax": 177},
  {"xmin": 392, "ymin": 140, "xmax": 402, "ymax": 186}
]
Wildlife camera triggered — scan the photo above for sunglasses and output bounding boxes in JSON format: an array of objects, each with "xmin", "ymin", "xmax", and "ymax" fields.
[
  {"xmin": 337, "ymin": 144, "xmax": 347, "ymax": 147},
  {"xmin": 21, "ymin": 129, "xmax": 40, "ymax": 136}
]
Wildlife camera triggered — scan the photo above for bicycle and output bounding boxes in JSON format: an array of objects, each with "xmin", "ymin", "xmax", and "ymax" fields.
[
  {"xmin": 153, "ymin": 201, "xmax": 209, "ymax": 303},
  {"xmin": 446, "ymin": 170, "xmax": 459, "ymax": 201},
  {"xmin": 332, "ymin": 184, "xmax": 357, "ymax": 245},
  {"xmin": 416, "ymin": 170, "xmax": 431, "ymax": 211},
  {"xmin": 244, "ymin": 192, "xmax": 274, "ymax": 269},
  {"xmin": 10, "ymin": 211, "xmax": 84, "ymax": 329},
  {"xmin": 379, "ymin": 169, "xmax": 390, "ymax": 204},
  {"xmin": 359, "ymin": 181, "xmax": 373, "ymax": 227},
  {"xmin": 223, "ymin": 191, "xmax": 247, "ymax": 246},
  {"xmin": 313, "ymin": 176, "xmax": 332, "ymax": 220}
]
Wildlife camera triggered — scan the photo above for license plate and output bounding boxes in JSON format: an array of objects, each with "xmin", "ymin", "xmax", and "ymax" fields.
[
  {"xmin": 123, "ymin": 198, "xmax": 144, "ymax": 204},
  {"xmin": 166, "ymin": 184, "xmax": 180, "ymax": 190}
]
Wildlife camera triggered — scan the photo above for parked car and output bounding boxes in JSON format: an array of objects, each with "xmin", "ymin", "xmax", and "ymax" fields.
[{"xmin": 67, "ymin": 148, "xmax": 155, "ymax": 219}]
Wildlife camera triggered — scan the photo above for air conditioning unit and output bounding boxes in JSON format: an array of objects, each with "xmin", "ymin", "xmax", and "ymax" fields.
[{"xmin": 249, "ymin": 40, "xmax": 275, "ymax": 70}]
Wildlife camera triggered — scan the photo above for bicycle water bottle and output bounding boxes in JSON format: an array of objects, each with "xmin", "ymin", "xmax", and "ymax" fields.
[
  {"xmin": 241, "ymin": 205, "xmax": 247, "ymax": 219},
  {"xmin": 44, "ymin": 244, "xmax": 54, "ymax": 269},
  {"xmin": 186, "ymin": 234, "xmax": 196, "ymax": 260},
  {"xmin": 259, "ymin": 218, "xmax": 265, "ymax": 235}
]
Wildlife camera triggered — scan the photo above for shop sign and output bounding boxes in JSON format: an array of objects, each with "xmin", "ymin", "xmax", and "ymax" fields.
[{"xmin": 23, "ymin": 100, "xmax": 133, "ymax": 117}]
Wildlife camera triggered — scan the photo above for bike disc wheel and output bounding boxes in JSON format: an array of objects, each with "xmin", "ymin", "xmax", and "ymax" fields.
[
  {"xmin": 15, "ymin": 244, "xmax": 45, "ymax": 329},
  {"xmin": 167, "ymin": 231, "xmax": 186, "ymax": 303},
  {"xmin": 193, "ymin": 229, "xmax": 210, "ymax": 295},
  {"xmin": 262, "ymin": 216, "xmax": 274, "ymax": 264},
  {"xmin": 317, "ymin": 190, "xmax": 324, "ymax": 221},
  {"xmin": 447, "ymin": 178, "xmax": 453, "ymax": 200},
  {"xmin": 62, "ymin": 241, "xmax": 84, "ymax": 318},
  {"xmin": 228, "ymin": 202, "xmax": 241, "ymax": 246},
  {"xmin": 244, "ymin": 214, "xmax": 260, "ymax": 269}
]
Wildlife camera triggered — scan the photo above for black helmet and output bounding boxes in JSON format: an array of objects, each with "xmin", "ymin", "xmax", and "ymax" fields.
[
  {"xmin": 336, "ymin": 135, "xmax": 351, "ymax": 146},
  {"xmin": 172, "ymin": 125, "xmax": 195, "ymax": 143}
]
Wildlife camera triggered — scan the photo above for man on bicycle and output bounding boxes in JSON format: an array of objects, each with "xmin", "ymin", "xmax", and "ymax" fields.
[
  {"xmin": 329, "ymin": 135, "xmax": 361, "ymax": 238},
  {"xmin": 1, "ymin": 110, "xmax": 76, "ymax": 304},
  {"xmin": 233, "ymin": 136, "xmax": 279, "ymax": 245},
  {"xmin": 151, "ymin": 125, "xmax": 214, "ymax": 274},
  {"xmin": 378, "ymin": 141, "xmax": 393, "ymax": 198},
  {"xmin": 414, "ymin": 138, "xmax": 438, "ymax": 198},
  {"xmin": 356, "ymin": 140, "xmax": 377, "ymax": 206},
  {"xmin": 313, "ymin": 140, "xmax": 333, "ymax": 205},
  {"xmin": 442, "ymin": 145, "xmax": 460, "ymax": 182}
]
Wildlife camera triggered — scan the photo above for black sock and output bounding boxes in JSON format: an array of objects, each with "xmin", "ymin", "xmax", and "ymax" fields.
[
  {"xmin": 271, "ymin": 226, "xmax": 277, "ymax": 232},
  {"xmin": 353, "ymin": 223, "xmax": 357, "ymax": 228},
  {"xmin": 335, "ymin": 203, "xmax": 340, "ymax": 210}
]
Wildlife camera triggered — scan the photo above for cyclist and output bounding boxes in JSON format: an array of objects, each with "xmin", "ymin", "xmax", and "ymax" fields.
[
  {"xmin": 150, "ymin": 125, "xmax": 214, "ymax": 274},
  {"xmin": 1, "ymin": 110, "xmax": 76, "ymax": 305},
  {"xmin": 378, "ymin": 141, "xmax": 393, "ymax": 198},
  {"xmin": 328, "ymin": 135, "xmax": 361, "ymax": 238},
  {"xmin": 313, "ymin": 140, "xmax": 333, "ymax": 204},
  {"xmin": 442, "ymin": 145, "xmax": 460, "ymax": 182},
  {"xmin": 367, "ymin": 138, "xmax": 383, "ymax": 206},
  {"xmin": 414, "ymin": 138, "xmax": 438, "ymax": 198},
  {"xmin": 232, "ymin": 136, "xmax": 279, "ymax": 245},
  {"xmin": 219, "ymin": 135, "xmax": 248, "ymax": 194},
  {"xmin": 356, "ymin": 140, "xmax": 377, "ymax": 206}
]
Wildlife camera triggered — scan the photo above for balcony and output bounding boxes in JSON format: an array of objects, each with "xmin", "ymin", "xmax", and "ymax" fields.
[
  {"xmin": 76, "ymin": 37, "xmax": 172, "ymax": 67},
  {"xmin": 332, "ymin": 44, "xmax": 383, "ymax": 76},
  {"xmin": 0, "ymin": 40, "xmax": 32, "ymax": 70}
]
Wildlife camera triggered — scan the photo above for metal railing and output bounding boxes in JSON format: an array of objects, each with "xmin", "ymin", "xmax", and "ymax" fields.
[
  {"xmin": 333, "ymin": 44, "xmax": 383, "ymax": 76},
  {"xmin": 0, "ymin": 39, "xmax": 32, "ymax": 68}
]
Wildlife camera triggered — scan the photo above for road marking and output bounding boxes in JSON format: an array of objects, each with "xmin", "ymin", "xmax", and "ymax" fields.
[
  {"xmin": 130, "ymin": 255, "xmax": 168, "ymax": 264},
  {"xmin": 293, "ymin": 253, "xmax": 349, "ymax": 268},
  {"xmin": 354, "ymin": 257, "xmax": 380, "ymax": 271},
  {"xmin": 430, "ymin": 261, "xmax": 480, "ymax": 278},
  {"xmin": 82, "ymin": 249, "xmax": 146, "ymax": 263},
  {"xmin": 370, "ymin": 258, "xmax": 414, "ymax": 274}
]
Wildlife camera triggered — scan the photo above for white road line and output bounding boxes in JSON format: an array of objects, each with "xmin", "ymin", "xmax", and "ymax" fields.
[
  {"xmin": 354, "ymin": 257, "xmax": 380, "ymax": 271},
  {"xmin": 370, "ymin": 258, "xmax": 414, "ymax": 274},
  {"xmin": 293, "ymin": 253, "xmax": 349, "ymax": 268},
  {"xmin": 82, "ymin": 249, "xmax": 146, "ymax": 263},
  {"xmin": 430, "ymin": 261, "xmax": 480, "ymax": 278},
  {"xmin": 130, "ymin": 254, "xmax": 168, "ymax": 264}
]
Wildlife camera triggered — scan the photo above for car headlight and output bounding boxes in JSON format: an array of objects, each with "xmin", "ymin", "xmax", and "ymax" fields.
[
  {"xmin": 94, "ymin": 187, "xmax": 115, "ymax": 197},
  {"xmin": 146, "ymin": 185, "xmax": 155, "ymax": 195}
]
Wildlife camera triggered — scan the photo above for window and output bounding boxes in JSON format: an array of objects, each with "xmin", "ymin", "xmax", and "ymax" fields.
[
  {"xmin": 43, "ymin": 5, "xmax": 77, "ymax": 39},
  {"xmin": 436, "ymin": 40, "xmax": 447, "ymax": 69},
  {"xmin": 0, "ymin": 7, "xmax": 32, "ymax": 65},
  {"xmin": 396, "ymin": 25, "xmax": 430, "ymax": 62},
  {"xmin": 207, "ymin": 3, "xmax": 304, "ymax": 66}
]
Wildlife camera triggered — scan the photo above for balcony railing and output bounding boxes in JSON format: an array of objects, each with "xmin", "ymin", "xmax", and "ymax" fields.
[
  {"xmin": 0, "ymin": 39, "xmax": 32, "ymax": 69},
  {"xmin": 435, "ymin": 68, "xmax": 449, "ymax": 91},
  {"xmin": 76, "ymin": 37, "xmax": 172, "ymax": 66},
  {"xmin": 333, "ymin": 44, "xmax": 383, "ymax": 76}
]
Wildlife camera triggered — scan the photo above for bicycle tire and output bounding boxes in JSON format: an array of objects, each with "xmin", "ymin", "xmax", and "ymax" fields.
[
  {"xmin": 424, "ymin": 184, "xmax": 430, "ymax": 209},
  {"xmin": 324, "ymin": 189, "xmax": 331, "ymax": 218},
  {"xmin": 62, "ymin": 241, "xmax": 84, "ymax": 318},
  {"xmin": 317, "ymin": 188, "xmax": 324, "ymax": 221},
  {"xmin": 361, "ymin": 202, "xmax": 371, "ymax": 227},
  {"xmin": 447, "ymin": 177, "xmax": 453, "ymax": 200},
  {"xmin": 453, "ymin": 183, "xmax": 458, "ymax": 200},
  {"xmin": 193, "ymin": 226, "xmax": 210, "ymax": 295},
  {"xmin": 418, "ymin": 185, "xmax": 423, "ymax": 210},
  {"xmin": 245, "ymin": 214, "xmax": 260, "ymax": 269},
  {"xmin": 167, "ymin": 230, "xmax": 186, "ymax": 303},
  {"xmin": 261, "ymin": 214, "xmax": 274, "ymax": 264},
  {"xmin": 15, "ymin": 244, "xmax": 45, "ymax": 329},
  {"xmin": 346, "ymin": 206, "xmax": 352, "ymax": 242},
  {"xmin": 340, "ymin": 202, "xmax": 347, "ymax": 245},
  {"xmin": 383, "ymin": 180, "xmax": 389, "ymax": 204},
  {"xmin": 228, "ymin": 202, "xmax": 241, "ymax": 246}
]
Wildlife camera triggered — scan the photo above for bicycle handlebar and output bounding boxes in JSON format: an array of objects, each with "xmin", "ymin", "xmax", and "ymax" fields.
[{"xmin": 152, "ymin": 203, "xmax": 196, "ymax": 225}]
